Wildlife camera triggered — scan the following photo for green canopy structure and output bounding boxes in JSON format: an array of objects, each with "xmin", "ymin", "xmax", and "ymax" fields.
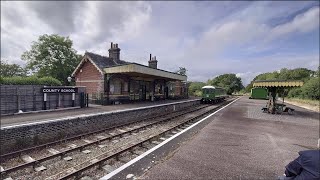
[{"xmin": 253, "ymin": 80, "xmax": 304, "ymax": 114}]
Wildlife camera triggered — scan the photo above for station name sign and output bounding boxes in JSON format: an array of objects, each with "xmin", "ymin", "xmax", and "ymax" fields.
[{"xmin": 42, "ymin": 87, "xmax": 78, "ymax": 93}]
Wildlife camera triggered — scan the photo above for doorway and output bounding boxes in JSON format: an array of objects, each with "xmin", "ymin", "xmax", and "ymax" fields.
[{"xmin": 139, "ymin": 85, "xmax": 146, "ymax": 101}]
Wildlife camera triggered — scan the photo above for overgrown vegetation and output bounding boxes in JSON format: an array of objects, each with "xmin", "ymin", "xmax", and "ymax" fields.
[{"xmin": 0, "ymin": 76, "xmax": 62, "ymax": 86}]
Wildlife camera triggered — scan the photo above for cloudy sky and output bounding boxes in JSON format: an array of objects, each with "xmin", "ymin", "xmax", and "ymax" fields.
[{"xmin": 1, "ymin": 1, "xmax": 319, "ymax": 85}]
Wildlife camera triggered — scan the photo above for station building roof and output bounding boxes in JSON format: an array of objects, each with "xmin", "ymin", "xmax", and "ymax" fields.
[
  {"xmin": 253, "ymin": 80, "xmax": 304, "ymax": 87},
  {"xmin": 71, "ymin": 51, "xmax": 186, "ymax": 81}
]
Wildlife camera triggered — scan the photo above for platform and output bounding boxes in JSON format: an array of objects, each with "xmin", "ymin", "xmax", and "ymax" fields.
[
  {"xmin": 104, "ymin": 96, "xmax": 319, "ymax": 179},
  {"xmin": 0, "ymin": 98, "xmax": 198, "ymax": 128}
]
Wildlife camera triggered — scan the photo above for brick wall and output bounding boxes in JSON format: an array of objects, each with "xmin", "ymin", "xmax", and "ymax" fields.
[
  {"xmin": 174, "ymin": 81, "xmax": 182, "ymax": 96},
  {"xmin": 74, "ymin": 58, "xmax": 104, "ymax": 94},
  {"xmin": 0, "ymin": 100, "xmax": 200, "ymax": 154}
]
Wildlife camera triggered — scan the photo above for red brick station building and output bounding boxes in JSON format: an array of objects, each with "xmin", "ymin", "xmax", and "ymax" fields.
[{"xmin": 71, "ymin": 42, "xmax": 188, "ymax": 104}]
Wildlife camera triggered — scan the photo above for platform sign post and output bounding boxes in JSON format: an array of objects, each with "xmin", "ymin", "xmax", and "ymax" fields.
[
  {"xmin": 43, "ymin": 93, "xmax": 47, "ymax": 110},
  {"xmin": 41, "ymin": 87, "xmax": 78, "ymax": 109},
  {"xmin": 72, "ymin": 92, "xmax": 75, "ymax": 107}
]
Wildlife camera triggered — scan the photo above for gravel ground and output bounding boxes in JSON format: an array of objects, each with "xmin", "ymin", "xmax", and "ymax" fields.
[
  {"xmin": 245, "ymin": 98, "xmax": 319, "ymax": 126},
  {"xmin": 140, "ymin": 97, "xmax": 319, "ymax": 180}
]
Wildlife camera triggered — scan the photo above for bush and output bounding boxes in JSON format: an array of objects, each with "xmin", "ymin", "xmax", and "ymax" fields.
[
  {"xmin": 39, "ymin": 76, "xmax": 62, "ymax": 86},
  {"xmin": 288, "ymin": 87, "xmax": 303, "ymax": 98},
  {"xmin": 287, "ymin": 77, "xmax": 319, "ymax": 100},
  {"xmin": 194, "ymin": 90, "xmax": 202, "ymax": 97},
  {"xmin": 0, "ymin": 76, "xmax": 62, "ymax": 86},
  {"xmin": 300, "ymin": 77, "xmax": 319, "ymax": 100}
]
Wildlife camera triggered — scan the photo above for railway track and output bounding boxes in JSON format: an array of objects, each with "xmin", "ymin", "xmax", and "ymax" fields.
[
  {"xmin": 0, "ymin": 99, "xmax": 233, "ymax": 180},
  {"xmin": 0, "ymin": 103, "xmax": 209, "ymax": 179}
]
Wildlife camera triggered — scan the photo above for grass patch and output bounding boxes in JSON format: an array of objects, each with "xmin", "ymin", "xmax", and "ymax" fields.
[
  {"xmin": 287, "ymin": 98, "xmax": 320, "ymax": 107},
  {"xmin": 285, "ymin": 98, "xmax": 320, "ymax": 111}
]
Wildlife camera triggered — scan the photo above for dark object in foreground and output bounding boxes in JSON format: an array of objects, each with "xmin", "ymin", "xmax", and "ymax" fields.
[
  {"xmin": 262, "ymin": 103, "xmax": 295, "ymax": 115},
  {"xmin": 278, "ymin": 150, "xmax": 320, "ymax": 180}
]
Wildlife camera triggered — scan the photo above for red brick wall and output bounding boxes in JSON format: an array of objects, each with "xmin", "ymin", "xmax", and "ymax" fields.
[
  {"xmin": 174, "ymin": 81, "xmax": 182, "ymax": 96},
  {"xmin": 74, "ymin": 58, "xmax": 104, "ymax": 95}
]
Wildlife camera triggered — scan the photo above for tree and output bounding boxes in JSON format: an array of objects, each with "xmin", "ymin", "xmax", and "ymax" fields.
[
  {"xmin": 188, "ymin": 81, "xmax": 206, "ymax": 96},
  {"xmin": 21, "ymin": 34, "xmax": 82, "ymax": 85},
  {"xmin": 278, "ymin": 68, "xmax": 312, "ymax": 82},
  {"xmin": 207, "ymin": 74, "xmax": 244, "ymax": 95},
  {"xmin": 0, "ymin": 60, "xmax": 27, "ymax": 77},
  {"xmin": 176, "ymin": 67, "xmax": 187, "ymax": 76}
]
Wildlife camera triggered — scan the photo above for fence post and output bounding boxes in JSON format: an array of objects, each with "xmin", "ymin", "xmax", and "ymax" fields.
[
  {"xmin": 86, "ymin": 93, "xmax": 89, "ymax": 107},
  {"xmin": 16, "ymin": 87, "xmax": 20, "ymax": 113},
  {"xmin": 57, "ymin": 93, "xmax": 60, "ymax": 108},
  {"xmin": 80, "ymin": 92, "xmax": 85, "ymax": 108},
  {"xmin": 33, "ymin": 86, "xmax": 36, "ymax": 111}
]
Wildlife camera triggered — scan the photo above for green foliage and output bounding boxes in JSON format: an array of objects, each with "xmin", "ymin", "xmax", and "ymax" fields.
[
  {"xmin": 207, "ymin": 74, "xmax": 243, "ymax": 95},
  {"xmin": 38, "ymin": 76, "xmax": 62, "ymax": 86},
  {"xmin": 287, "ymin": 78, "xmax": 319, "ymax": 100},
  {"xmin": 300, "ymin": 77, "xmax": 319, "ymax": 100},
  {"xmin": 21, "ymin": 34, "xmax": 82, "ymax": 85},
  {"xmin": 188, "ymin": 81, "xmax": 206, "ymax": 96},
  {"xmin": 287, "ymin": 87, "xmax": 303, "ymax": 98},
  {"xmin": 0, "ymin": 76, "xmax": 62, "ymax": 86},
  {"xmin": 176, "ymin": 67, "xmax": 187, "ymax": 76},
  {"xmin": 278, "ymin": 68, "xmax": 313, "ymax": 82},
  {"xmin": 0, "ymin": 60, "xmax": 27, "ymax": 77}
]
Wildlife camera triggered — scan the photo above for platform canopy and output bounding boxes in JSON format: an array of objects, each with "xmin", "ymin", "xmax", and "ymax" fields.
[
  {"xmin": 253, "ymin": 80, "xmax": 303, "ymax": 88},
  {"xmin": 103, "ymin": 63, "xmax": 187, "ymax": 81}
]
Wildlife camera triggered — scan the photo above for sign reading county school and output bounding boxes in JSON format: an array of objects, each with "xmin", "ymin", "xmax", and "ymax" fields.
[{"xmin": 42, "ymin": 87, "xmax": 78, "ymax": 93}]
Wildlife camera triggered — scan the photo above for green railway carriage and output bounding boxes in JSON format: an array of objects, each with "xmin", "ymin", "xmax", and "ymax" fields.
[
  {"xmin": 250, "ymin": 87, "xmax": 268, "ymax": 99},
  {"xmin": 201, "ymin": 86, "xmax": 227, "ymax": 104}
]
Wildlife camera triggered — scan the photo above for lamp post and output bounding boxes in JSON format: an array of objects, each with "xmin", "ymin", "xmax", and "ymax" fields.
[
  {"xmin": 67, "ymin": 76, "xmax": 72, "ymax": 86},
  {"xmin": 67, "ymin": 76, "xmax": 76, "ymax": 107}
]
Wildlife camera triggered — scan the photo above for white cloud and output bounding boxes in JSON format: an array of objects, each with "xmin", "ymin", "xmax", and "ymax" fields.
[
  {"xmin": 1, "ymin": 1, "xmax": 318, "ymax": 86},
  {"xmin": 1, "ymin": 1, "xmax": 152, "ymax": 65},
  {"xmin": 223, "ymin": 53, "xmax": 319, "ymax": 85},
  {"xmin": 236, "ymin": 71, "xmax": 262, "ymax": 85},
  {"xmin": 268, "ymin": 6, "xmax": 319, "ymax": 41}
]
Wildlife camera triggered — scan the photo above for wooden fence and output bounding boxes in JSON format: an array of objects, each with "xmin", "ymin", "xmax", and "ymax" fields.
[{"xmin": 0, "ymin": 85, "xmax": 86, "ymax": 115}]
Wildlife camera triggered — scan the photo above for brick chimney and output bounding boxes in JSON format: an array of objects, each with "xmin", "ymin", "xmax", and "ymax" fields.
[
  {"xmin": 108, "ymin": 42, "xmax": 121, "ymax": 63},
  {"xmin": 148, "ymin": 54, "xmax": 158, "ymax": 69}
]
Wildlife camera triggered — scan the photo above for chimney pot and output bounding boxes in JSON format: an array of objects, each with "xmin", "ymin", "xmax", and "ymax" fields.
[
  {"xmin": 148, "ymin": 54, "xmax": 158, "ymax": 69},
  {"xmin": 109, "ymin": 42, "xmax": 120, "ymax": 63}
]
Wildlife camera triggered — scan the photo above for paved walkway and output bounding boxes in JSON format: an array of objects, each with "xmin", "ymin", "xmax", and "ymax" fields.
[
  {"xmin": 139, "ymin": 97, "xmax": 319, "ymax": 179},
  {"xmin": 1, "ymin": 98, "xmax": 198, "ymax": 128}
]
